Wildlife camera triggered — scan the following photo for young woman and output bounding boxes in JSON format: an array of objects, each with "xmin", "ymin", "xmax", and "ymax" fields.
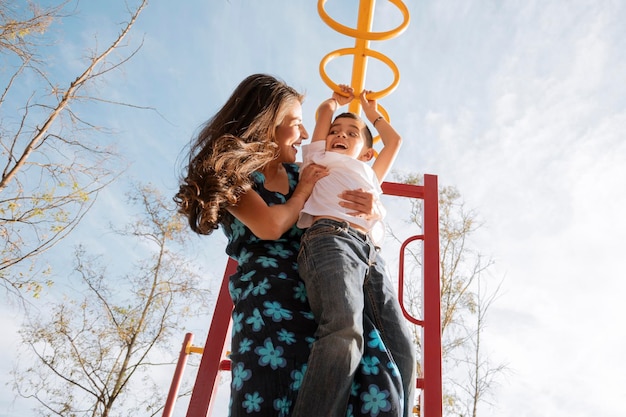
[{"xmin": 175, "ymin": 74, "xmax": 405, "ymax": 416}]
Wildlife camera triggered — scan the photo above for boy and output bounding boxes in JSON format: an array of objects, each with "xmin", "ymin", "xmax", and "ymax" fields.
[{"xmin": 292, "ymin": 86, "xmax": 416, "ymax": 417}]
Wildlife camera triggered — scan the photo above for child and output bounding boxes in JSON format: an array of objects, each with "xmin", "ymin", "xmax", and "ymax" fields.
[{"xmin": 292, "ymin": 86, "xmax": 416, "ymax": 417}]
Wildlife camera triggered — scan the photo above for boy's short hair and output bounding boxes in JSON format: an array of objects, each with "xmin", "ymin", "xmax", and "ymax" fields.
[{"xmin": 334, "ymin": 112, "xmax": 373, "ymax": 148}]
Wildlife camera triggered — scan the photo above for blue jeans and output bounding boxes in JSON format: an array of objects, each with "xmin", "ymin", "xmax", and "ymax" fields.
[{"xmin": 292, "ymin": 219, "xmax": 416, "ymax": 417}]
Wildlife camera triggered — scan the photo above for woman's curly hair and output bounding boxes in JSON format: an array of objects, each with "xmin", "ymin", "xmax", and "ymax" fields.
[{"xmin": 175, "ymin": 74, "xmax": 304, "ymax": 235}]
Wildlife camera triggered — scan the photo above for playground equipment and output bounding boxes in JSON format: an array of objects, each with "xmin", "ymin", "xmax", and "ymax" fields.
[
  {"xmin": 317, "ymin": 0, "xmax": 409, "ymax": 117},
  {"xmin": 162, "ymin": 1, "xmax": 442, "ymax": 416}
]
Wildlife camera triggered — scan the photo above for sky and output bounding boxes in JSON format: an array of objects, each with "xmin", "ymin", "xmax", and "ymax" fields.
[{"xmin": 2, "ymin": 0, "xmax": 626, "ymax": 416}]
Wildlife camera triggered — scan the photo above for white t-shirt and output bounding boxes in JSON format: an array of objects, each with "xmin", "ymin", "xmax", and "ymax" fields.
[{"xmin": 297, "ymin": 141, "xmax": 386, "ymax": 242}]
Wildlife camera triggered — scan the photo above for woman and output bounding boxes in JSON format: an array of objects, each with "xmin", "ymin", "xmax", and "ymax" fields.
[{"xmin": 175, "ymin": 74, "xmax": 404, "ymax": 416}]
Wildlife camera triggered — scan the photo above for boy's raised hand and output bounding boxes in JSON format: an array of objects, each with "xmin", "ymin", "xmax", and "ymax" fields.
[
  {"xmin": 360, "ymin": 89, "xmax": 380, "ymax": 122},
  {"xmin": 333, "ymin": 84, "xmax": 355, "ymax": 107}
]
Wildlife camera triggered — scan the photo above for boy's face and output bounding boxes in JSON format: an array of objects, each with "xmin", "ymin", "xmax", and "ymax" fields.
[{"xmin": 325, "ymin": 117, "xmax": 374, "ymax": 162}]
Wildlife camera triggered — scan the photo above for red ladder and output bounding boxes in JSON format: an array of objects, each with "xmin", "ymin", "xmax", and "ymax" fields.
[{"xmin": 163, "ymin": 175, "xmax": 442, "ymax": 417}]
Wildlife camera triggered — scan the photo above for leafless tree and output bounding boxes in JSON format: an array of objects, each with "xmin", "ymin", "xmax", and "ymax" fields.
[
  {"xmin": 0, "ymin": 0, "xmax": 149, "ymax": 297},
  {"xmin": 0, "ymin": 0, "xmax": 60, "ymax": 61},
  {"xmin": 389, "ymin": 172, "xmax": 507, "ymax": 416},
  {"xmin": 453, "ymin": 275, "xmax": 507, "ymax": 417},
  {"xmin": 12, "ymin": 183, "xmax": 210, "ymax": 417}
]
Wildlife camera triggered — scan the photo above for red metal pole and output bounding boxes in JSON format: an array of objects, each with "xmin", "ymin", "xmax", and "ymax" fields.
[
  {"xmin": 422, "ymin": 174, "xmax": 442, "ymax": 417},
  {"xmin": 384, "ymin": 178, "xmax": 443, "ymax": 416},
  {"xmin": 162, "ymin": 332, "xmax": 194, "ymax": 417},
  {"xmin": 186, "ymin": 258, "xmax": 237, "ymax": 417}
]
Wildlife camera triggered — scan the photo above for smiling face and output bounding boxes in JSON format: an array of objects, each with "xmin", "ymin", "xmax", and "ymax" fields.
[
  {"xmin": 326, "ymin": 115, "xmax": 374, "ymax": 162},
  {"xmin": 274, "ymin": 99, "xmax": 308, "ymax": 163}
]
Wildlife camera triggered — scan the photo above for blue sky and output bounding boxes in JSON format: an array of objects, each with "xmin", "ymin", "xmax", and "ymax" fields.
[{"xmin": 2, "ymin": 1, "xmax": 626, "ymax": 416}]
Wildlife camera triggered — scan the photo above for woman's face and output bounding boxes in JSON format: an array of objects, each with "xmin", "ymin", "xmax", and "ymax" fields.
[{"xmin": 274, "ymin": 100, "xmax": 308, "ymax": 163}]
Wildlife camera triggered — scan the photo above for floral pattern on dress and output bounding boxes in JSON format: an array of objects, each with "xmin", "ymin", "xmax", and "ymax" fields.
[{"xmin": 224, "ymin": 163, "xmax": 403, "ymax": 416}]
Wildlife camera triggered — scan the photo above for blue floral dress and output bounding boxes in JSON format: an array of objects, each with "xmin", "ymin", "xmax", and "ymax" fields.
[{"xmin": 224, "ymin": 163, "xmax": 403, "ymax": 417}]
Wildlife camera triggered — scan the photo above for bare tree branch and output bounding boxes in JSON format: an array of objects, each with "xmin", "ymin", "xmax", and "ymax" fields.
[
  {"xmin": 389, "ymin": 172, "xmax": 507, "ymax": 416},
  {"xmin": 1, "ymin": 0, "xmax": 150, "ymax": 297},
  {"xmin": 0, "ymin": 0, "xmax": 147, "ymax": 192},
  {"xmin": 13, "ymin": 184, "xmax": 210, "ymax": 416}
]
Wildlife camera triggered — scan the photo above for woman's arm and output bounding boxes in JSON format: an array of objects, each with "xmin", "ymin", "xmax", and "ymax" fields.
[{"xmin": 227, "ymin": 163, "xmax": 328, "ymax": 240}]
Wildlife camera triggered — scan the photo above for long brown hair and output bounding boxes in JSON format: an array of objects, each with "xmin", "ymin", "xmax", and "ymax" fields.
[{"xmin": 175, "ymin": 74, "xmax": 304, "ymax": 235}]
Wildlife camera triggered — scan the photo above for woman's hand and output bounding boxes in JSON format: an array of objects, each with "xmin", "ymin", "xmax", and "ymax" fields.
[
  {"xmin": 295, "ymin": 163, "xmax": 329, "ymax": 198},
  {"xmin": 337, "ymin": 188, "xmax": 381, "ymax": 220}
]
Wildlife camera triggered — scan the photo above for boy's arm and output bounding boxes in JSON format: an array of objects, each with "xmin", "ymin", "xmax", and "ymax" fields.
[
  {"xmin": 311, "ymin": 85, "xmax": 355, "ymax": 143},
  {"xmin": 360, "ymin": 90, "xmax": 402, "ymax": 183}
]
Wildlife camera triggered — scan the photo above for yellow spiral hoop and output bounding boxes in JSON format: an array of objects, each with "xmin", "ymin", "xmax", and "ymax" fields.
[
  {"xmin": 319, "ymin": 47, "xmax": 400, "ymax": 101},
  {"xmin": 317, "ymin": 0, "xmax": 409, "ymax": 149},
  {"xmin": 317, "ymin": 0, "xmax": 410, "ymax": 41}
]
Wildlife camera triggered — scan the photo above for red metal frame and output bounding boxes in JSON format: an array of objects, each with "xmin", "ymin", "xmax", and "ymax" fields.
[
  {"xmin": 162, "ymin": 333, "xmax": 194, "ymax": 417},
  {"xmin": 185, "ymin": 259, "xmax": 236, "ymax": 417},
  {"xmin": 164, "ymin": 175, "xmax": 442, "ymax": 417},
  {"xmin": 381, "ymin": 176, "xmax": 442, "ymax": 417}
]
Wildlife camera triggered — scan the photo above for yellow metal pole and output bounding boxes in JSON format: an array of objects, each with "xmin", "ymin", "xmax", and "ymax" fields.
[{"xmin": 348, "ymin": 0, "xmax": 376, "ymax": 114}]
